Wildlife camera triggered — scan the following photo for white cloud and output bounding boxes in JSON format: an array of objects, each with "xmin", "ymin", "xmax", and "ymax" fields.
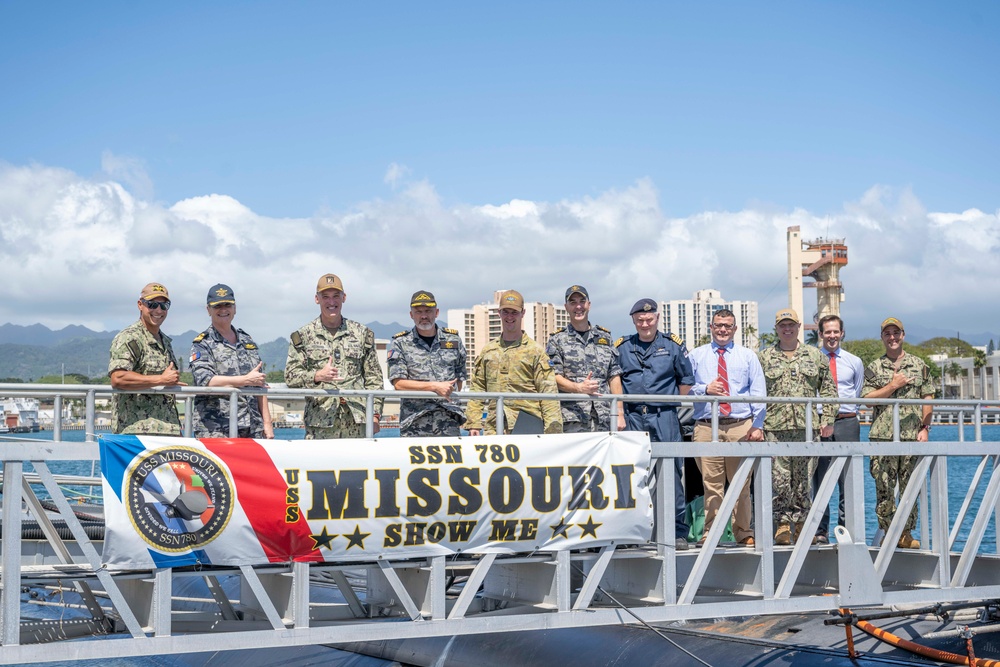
[
  {"xmin": 0, "ymin": 162, "xmax": 997, "ymax": 343},
  {"xmin": 383, "ymin": 162, "xmax": 411, "ymax": 189}
]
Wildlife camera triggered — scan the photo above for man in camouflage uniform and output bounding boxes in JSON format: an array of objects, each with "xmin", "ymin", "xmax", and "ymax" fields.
[
  {"xmin": 190, "ymin": 284, "xmax": 273, "ymax": 439},
  {"xmin": 285, "ymin": 274, "xmax": 385, "ymax": 439},
  {"xmin": 464, "ymin": 290, "xmax": 562, "ymax": 435},
  {"xmin": 108, "ymin": 282, "xmax": 184, "ymax": 435},
  {"xmin": 545, "ymin": 285, "xmax": 622, "ymax": 432},
  {"xmin": 757, "ymin": 308, "xmax": 837, "ymax": 545},
  {"xmin": 862, "ymin": 317, "xmax": 936, "ymax": 550},
  {"xmin": 388, "ymin": 290, "xmax": 468, "ymax": 436}
]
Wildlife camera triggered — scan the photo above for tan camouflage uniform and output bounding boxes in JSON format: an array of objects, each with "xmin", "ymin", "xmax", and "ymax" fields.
[
  {"xmin": 108, "ymin": 320, "xmax": 182, "ymax": 435},
  {"xmin": 285, "ymin": 317, "xmax": 384, "ymax": 439},
  {"xmin": 190, "ymin": 326, "xmax": 266, "ymax": 438},
  {"xmin": 758, "ymin": 344, "xmax": 837, "ymax": 526},
  {"xmin": 387, "ymin": 327, "xmax": 468, "ymax": 436},
  {"xmin": 545, "ymin": 325, "xmax": 621, "ymax": 431},
  {"xmin": 863, "ymin": 353, "xmax": 936, "ymax": 531},
  {"xmin": 464, "ymin": 332, "xmax": 562, "ymax": 435}
]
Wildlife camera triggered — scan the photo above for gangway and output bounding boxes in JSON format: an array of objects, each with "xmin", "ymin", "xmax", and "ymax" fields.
[{"xmin": 1, "ymin": 384, "xmax": 1000, "ymax": 664}]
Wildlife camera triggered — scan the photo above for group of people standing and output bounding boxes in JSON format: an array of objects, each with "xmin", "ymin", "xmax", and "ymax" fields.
[{"xmin": 108, "ymin": 276, "xmax": 936, "ymax": 550}]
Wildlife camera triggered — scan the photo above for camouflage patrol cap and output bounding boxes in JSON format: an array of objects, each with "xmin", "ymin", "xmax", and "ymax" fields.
[
  {"xmin": 630, "ymin": 298, "xmax": 657, "ymax": 315},
  {"xmin": 880, "ymin": 317, "xmax": 904, "ymax": 332},
  {"xmin": 565, "ymin": 285, "xmax": 589, "ymax": 301},
  {"xmin": 140, "ymin": 282, "xmax": 170, "ymax": 300},
  {"xmin": 207, "ymin": 283, "xmax": 236, "ymax": 306},
  {"xmin": 498, "ymin": 290, "xmax": 524, "ymax": 310},
  {"xmin": 316, "ymin": 273, "xmax": 345, "ymax": 293},
  {"xmin": 410, "ymin": 291, "xmax": 437, "ymax": 308},
  {"xmin": 775, "ymin": 308, "xmax": 800, "ymax": 324}
]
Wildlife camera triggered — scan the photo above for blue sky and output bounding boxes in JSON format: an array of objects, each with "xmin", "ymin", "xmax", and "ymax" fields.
[{"xmin": 1, "ymin": 2, "xmax": 998, "ymax": 342}]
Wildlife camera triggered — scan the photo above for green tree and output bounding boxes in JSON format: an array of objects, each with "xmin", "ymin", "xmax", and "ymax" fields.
[
  {"xmin": 805, "ymin": 330, "xmax": 819, "ymax": 346},
  {"xmin": 742, "ymin": 324, "xmax": 758, "ymax": 350},
  {"xmin": 759, "ymin": 332, "xmax": 778, "ymax": 350},
  {"xmin": 973, "ymin": 349, "xmax": 987, "ymax": 398},
  {"xmin": 266, "ymin": 370, "xmax": 285, "ymax": 384},
  {"xmin": 696, "ymin": 334, "xmax": 712, "ymax": 346},
  {"xmin": 916, "ymin": 336, "xmax": 976, "ymax": 358},
  {"xmin": 989, "ymin": 339, "xmax": 996, "ymax": 356}
]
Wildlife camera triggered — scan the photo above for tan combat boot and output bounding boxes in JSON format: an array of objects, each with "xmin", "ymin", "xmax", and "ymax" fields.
[
  {"xmin": 793, "ymin": 522, "xmax": 805, "ymax": 544},
  {"xmin": 775, "ymin": 523, "xmax": 792, "ymax": 545},
  {"xmin": 897, "ymin": 531, "xmax": 920, "ymax": 549}
]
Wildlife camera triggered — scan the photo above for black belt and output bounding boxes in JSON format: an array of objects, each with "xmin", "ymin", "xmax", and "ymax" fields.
[
  {"xmin": 696, "ymin": 417, "xmax": 749, "ymax": 425},
  {"xmin": 836, "ymin": 412, "xmax": 858, "ymax": 420},
  {"xmin": 628, "ymin": 405, "xmax": 674, "ymax": 415}
]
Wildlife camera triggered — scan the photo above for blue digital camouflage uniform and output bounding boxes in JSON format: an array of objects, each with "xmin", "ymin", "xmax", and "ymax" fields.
[
  {"xmin": 387, "ymin": 326, "xmax": 468, "ymax": 436},
  {"xmin": 189, "ymin": 326, "xmax": 266, "ymax": 438},
  {"xmin": 284, "ymin": 317, "xmax": 385, "ymax": 439},
  {"xmin": 862, "ymin": 352, "xmax": 937, "ymax": 531},
  {"xmin": 545, "ymin": 324, "xmax": 621, "ymax": 431},
  {"xmin": 616, "ymin": 330, "xmax": 695, "ymax": 540},
  {"xmin": 463, "ymin": 333, "xmax": 562, "ymax": 435},
  {"xmin": 108, "ymin": 320, "xmax": 182, "ymax": 435},
  {"xmin": 757, "ymin": 344, "xmax": 838, "ymax": 529}
]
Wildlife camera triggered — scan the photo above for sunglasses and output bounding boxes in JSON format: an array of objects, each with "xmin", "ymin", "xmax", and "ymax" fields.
[{"xmin": 141, "ymin": 299, "xmax": 171, "ymax": 311}]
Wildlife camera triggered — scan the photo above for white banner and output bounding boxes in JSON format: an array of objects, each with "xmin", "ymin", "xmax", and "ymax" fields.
[{"xmin": 100, "ymin": 431, "xmax": 653, "ymax": 570}]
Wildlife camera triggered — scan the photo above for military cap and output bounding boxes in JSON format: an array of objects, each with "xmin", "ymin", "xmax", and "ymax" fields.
[
  {"xmin": 880, "ymin": 317, "xmax": 904, "ymax": 332},
  {"xmin": 775, "ymin": 308, "xmax": 801, "ymax": 324},
  {"xmin": 140, "ymin": 282, "xmax": 170, "ymax": 300},
  {"xmin": 207, "ymin": 283, "xmax": 236, "ymax": 306},
  {"xmin": 498, "ymin": 290, "xmax": 524, "ymax": 310},
  {"xmin": 630, "ymin": 298, "xmax": 657, "ymax": 315},
  {"xmin": 316, "ymin": 273, "xmax": 345, "ymax": 293},
  {"xmin": 565, "ymin": 285, "xmax": 589, "ymax": 301},
  {"xmin": 410, "ymin": 291, "xmax": 437, "ymax": 308}
]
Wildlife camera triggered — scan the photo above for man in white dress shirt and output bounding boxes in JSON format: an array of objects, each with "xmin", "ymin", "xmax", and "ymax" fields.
[{"xmin": 813, "ymin": 314, "xmax": 865, "ymax": 543}]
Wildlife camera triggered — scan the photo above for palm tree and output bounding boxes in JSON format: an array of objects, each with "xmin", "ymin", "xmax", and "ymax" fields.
[
  {"xmin": 973, "ymin": 349, "xmax": 987, "ymax": 399},
  {"xmin": 759, "ymin": 332, "xmax": 778, "ymax": 350},
  {"xmin": 742, "ymin": 324, "xmax": 758, "ymax": 350}
]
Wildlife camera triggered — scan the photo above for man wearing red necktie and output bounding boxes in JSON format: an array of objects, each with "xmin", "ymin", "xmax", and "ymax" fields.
[
  {"xmin": 812, "ymin": 314, "xmax": 865, "ymax": 544},
  {"xmin": 689, "ymin": 309, "xmax": 766, "ymax": 547}
]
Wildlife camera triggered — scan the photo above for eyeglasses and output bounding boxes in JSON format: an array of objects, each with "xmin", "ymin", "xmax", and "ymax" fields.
[
  {"xmin": 712, "ymin": 324, "xmax": 735, "ymax": 330},
  {"xmin": 141, "ymin": 299, "xmax": 171, "ymax": 311}
]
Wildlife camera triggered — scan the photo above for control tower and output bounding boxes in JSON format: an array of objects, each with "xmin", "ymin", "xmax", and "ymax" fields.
[{"xmin": 786, "ymin": 226, "xmax": 848, "ymax": 343}]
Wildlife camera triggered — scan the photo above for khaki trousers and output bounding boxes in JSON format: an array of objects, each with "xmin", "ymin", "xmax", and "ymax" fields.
[{"xmin": 694, "ymin": 419, "xmax": 754, "ymax": 542}]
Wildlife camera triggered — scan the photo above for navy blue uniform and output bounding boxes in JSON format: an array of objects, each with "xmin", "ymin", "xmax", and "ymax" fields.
[{"xmin": 617, "ymin": 331, "xmax": 695, "ymax": 540}]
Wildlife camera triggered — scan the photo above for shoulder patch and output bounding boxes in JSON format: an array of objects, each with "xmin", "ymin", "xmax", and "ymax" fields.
[
  {"xmin": 596, "ymin": 337, "xmax": 610, "ymax": 346},
  {"xmin": 290, "ymin": 331, "xmax": 303, "ymax": 349},
  {"xmin": 864, "ymin": 366, "xmax": 877, "ymax": 381},
  {"xmin": 192, "ymin": 332, "xmax": 207, "ymax": 343},
  {"xmin": 614, "ymin": 337, "xmax": 625, "ymax": 348},
  {"xmin": 669, "ymin": 333, "xmax": 684, "ymax": 346},
  {"xmin": 595, "ymin": 325, "xmax": 611, "ymax": 334},
  {"xmin": 442, "ymin": 341, "xmax": 457, "ymax": 349},
  {"xmin": 551, "ymin": 327, "xmax": 566, "ymax": 335},
  {"xmin": 443, "ymin": 327, "xmax": 458, "ymax": 335},
  {"xmin": 392, "ymin": 330, "xmax": 409, "ymax": 338},
  {"xmin": 244, "ymin": 342, "xmax": 257, "ymax": 350}
]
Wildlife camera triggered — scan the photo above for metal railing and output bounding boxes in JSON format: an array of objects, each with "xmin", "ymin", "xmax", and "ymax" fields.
[{"xmin": 1, "ymin": 383, "xmax": 1000, "ymax": 663}]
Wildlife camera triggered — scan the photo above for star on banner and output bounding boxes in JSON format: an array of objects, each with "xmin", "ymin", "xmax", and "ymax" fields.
[
  {"xmin": 577, "ymin": 515, "xmax": 603, "ymax": 539},
  {"xmin": 310, "ymin": 526, "xmax": 337, "ymax": 551},
  {"xmin": 344, "ymin": 525, "xmax": 371, "ymax": 550},
  {"xmin": 550, "ymin": 516, "xmax": 570, "ymax": 539}
]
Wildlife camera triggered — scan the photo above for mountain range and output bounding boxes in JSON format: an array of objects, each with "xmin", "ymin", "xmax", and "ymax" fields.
[{"xmin": 0, "ymin": 321, "xmax": 409, "ymax": 382}]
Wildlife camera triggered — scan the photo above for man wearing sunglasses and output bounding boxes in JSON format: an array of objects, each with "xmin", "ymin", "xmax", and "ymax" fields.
[{"xmin": 108, "ymin": 282, "xmax": 185, "ymax": 435}]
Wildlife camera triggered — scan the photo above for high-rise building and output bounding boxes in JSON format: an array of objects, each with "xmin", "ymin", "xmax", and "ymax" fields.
[
  {"xmin": 659, "ymin": 289, "xmax": 760, "ymax": 349},
  {"xmin": 447, "ymin": 290, "xmax": 570, "ymax": 376}
]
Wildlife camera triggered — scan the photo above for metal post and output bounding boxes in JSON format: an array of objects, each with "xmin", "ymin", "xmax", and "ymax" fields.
[
  {"xmin": 1, "ymin": 460, "xmax": 23, "ymax": 645},
  {"xmin": 53, "ymin": 394, "xmax": 63, "ymax": 442},
  {"xmin": 184, "ymin": 396, "xmax": 194, "ymax": 437},
  {"xmin": 229, "ymin": 391, "xmax": 239, "ymax": 437},
  {"xmin": 85, "ymin": 390, "xmax": 96, "ymax": 443}
]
